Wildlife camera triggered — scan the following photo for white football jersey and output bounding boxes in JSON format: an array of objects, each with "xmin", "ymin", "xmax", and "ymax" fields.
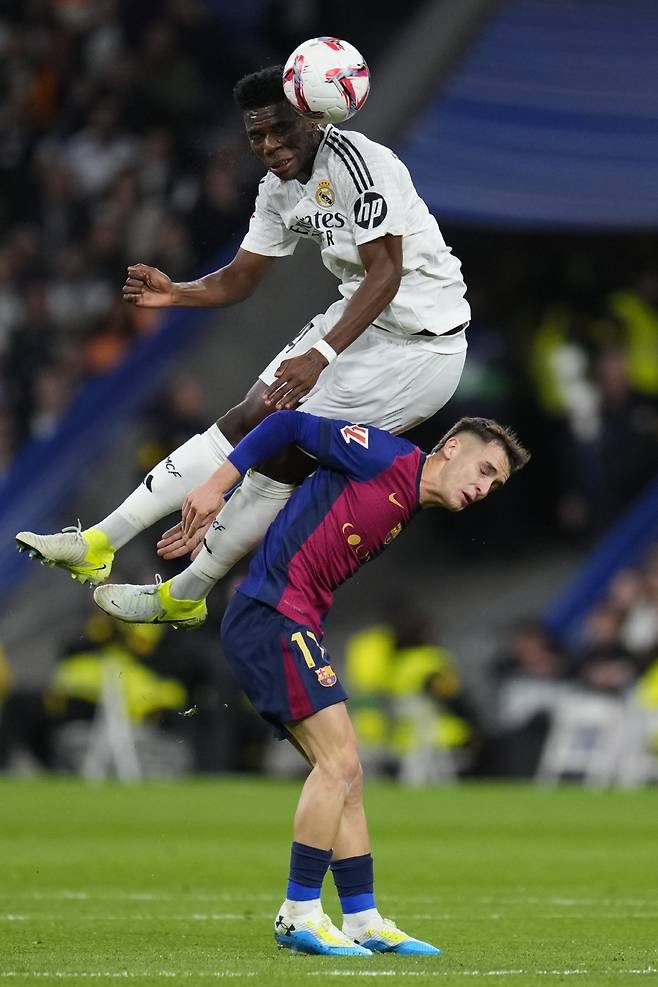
[{"xmin": 240, "ymin": 125, "xmax": 470, "ymax": 338}]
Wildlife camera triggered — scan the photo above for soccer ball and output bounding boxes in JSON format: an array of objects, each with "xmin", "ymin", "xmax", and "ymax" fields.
[{"xmin": 282, "ymin": 37, "xmax": 370, "ymax": 125}]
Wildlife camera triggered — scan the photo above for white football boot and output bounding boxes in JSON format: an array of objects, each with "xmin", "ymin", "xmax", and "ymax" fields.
[
  {"xmin": 16, "ymin": 524, "xmax": 114, "ymax": 585},
  {"xmin": 274, "ymin": 906, "xmax": 372, "ymax": 956},
  {"xmin": 93, "ymin": 576, "xmax": 207, "ymax": 629}
]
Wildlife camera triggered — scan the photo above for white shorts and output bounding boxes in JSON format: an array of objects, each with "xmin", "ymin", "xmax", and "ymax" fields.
[{"xmin": 259, "ymin": 299, "xmax": 467, "ymax": 434}]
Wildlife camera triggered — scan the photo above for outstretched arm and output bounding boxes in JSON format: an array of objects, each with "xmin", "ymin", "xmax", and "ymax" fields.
[
  {"xmin": 158, "ymin": 410, "xmax": 398, "ymax": 559},
  {"xmin": 263, "ymin": 233, "xmax": 402, "ymax": 409},
  {"xmin": 122, "ymin": 248, "xmax": 276, "ymax": 309}
]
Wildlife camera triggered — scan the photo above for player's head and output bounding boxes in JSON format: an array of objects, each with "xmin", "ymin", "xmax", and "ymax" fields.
[
  {"xmin": 233, "ymin": 66, "xmax": 323, "ymax": 182},
  {"xmin": 427, "ymin": 417, "xmax": 529, "ymax": 512}
]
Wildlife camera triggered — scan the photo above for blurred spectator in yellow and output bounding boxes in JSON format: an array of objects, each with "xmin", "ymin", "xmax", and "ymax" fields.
[
  {"xmin": 637, "ymin": 660, "xmax": 658, "ymax": 711},
  {"xmin": 345, "ymin": 601, "xmax": 478, "ymax": 783},
  {"xmin": 608, "ymin": 271, "xmax": 658, "ymax": 399},
  {"xmin": 343, "ymin": 621, "xmax": 392, "ymax": 773},
  {"xmin": 45, "ymin": 615, "xmax": 186, "ymax": 724},
  {"xmin": 0, "ymin": 568, "xmax": 273, "ymax": 777},
  {"xmin": 527, "ymin": 302, "xmax": 579, "ymax": 423},
  {"xmin": 0, "ymin": 610, "xmax": 188, "ymax": 773},
  {"xmin": 527, "ymin": 297, "xmax": 658, "ymax": 535}
]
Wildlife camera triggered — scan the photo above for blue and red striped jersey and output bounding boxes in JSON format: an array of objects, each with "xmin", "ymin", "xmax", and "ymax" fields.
[{"xmin": 228, "ymin": 411, "xmax": 425, "ymax": 636}]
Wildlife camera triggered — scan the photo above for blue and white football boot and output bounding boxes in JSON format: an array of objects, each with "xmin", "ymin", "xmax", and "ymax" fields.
[
  {"xmin": 350, "ymin": 917, "xmax": 442, "ymax": 955},
  {"xmin": 274, "ymin": 907, "xmax": 372, "ymax": 956}
]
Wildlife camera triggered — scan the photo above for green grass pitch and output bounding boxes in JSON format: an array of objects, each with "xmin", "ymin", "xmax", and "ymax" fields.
[{"xmin": 1, "ymin": 778, "xmax": 657, "ymax": 985}]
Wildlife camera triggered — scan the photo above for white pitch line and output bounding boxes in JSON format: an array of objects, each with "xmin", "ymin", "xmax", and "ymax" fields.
[
  {"xmin": 2, "ymin": 891, "xmax": 658, "ymax": 911},
  {"xmin": 542, "ymin": 912, "xmax": 658, "ymax": 920},
  {"xmin": 1, "ymin": 970, "xmax": 658, "ymax": 980},
  {"xmin": 396, "ymin": 895, "xmax": 658, "ymax": 908},
  {"xmin": 0, "ymin": 975, "xmax": 257, "ymax": 980},
  {"xmin": 5, "ymin": 910, "xmax": 658, "ymax": 924},
  {"xmin": 307, "ymin": 970, "xmax": 658, "ymax": 979},
  {"xmin": 476, "ymin": 896, "xmax": 658, "ymax": 909},
  {"xmin": 0, "ymin": 913, "xmax": 457, "ymax": 923},
  {"xmin": 0, "ymin": 892, "xmax": 279, "ymax": 903},
  {"xmin": 0, "ymin": 912, "xmax": 272, "ymax": 922},
  {"xmin": 0, "ymin": 914, "xmax": 271, "ymax": 922}
]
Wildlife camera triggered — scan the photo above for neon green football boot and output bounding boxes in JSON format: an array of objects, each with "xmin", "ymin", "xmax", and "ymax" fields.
[
  {"xmin": 16, "ymin": 525, "xmax": 115, "ymax": 585},
  {"xmin": 93, "ymin": 576, "xmax": 207, "ymax": 629}
]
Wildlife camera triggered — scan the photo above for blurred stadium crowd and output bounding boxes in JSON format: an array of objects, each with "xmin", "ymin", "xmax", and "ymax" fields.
[
  {"xmin": 0, "ymin": 0, "xmax": 421, "ymax": 473},
  {"xmin": 416, "ymin": 234, "xmax": 658, "ymax": 549},
  {"xmin": 1, "ymin": 0, "xmax": 248, "ymax": 471},
  {"xmin": 2, "ymin": 540, "xmax": 658, "ymax": 782},
  {"xmin": 1, "ymin": 1, "xmax": 657, "ymax": 783}
]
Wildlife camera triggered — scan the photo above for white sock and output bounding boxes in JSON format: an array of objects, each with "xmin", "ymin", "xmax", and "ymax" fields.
[
  {"xmin": 342, "ymin": 907, "xmax": 382, "ymax": 936},
  {"xmin": 95, "ymin": 425, "xmax": 233, "ymax": 549},
  {"xmin": 283, "ymin": 897, "xmax": 322, "ymax": 920},
  {"xmin": 170, "ymin": 470, "xmax": 294, "ymax": 600}
]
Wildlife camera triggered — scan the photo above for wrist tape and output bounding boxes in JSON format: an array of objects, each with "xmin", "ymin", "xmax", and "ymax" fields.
[{"xmin": 312, "ymin": 339, "xmax": 338, "ymax": 364}]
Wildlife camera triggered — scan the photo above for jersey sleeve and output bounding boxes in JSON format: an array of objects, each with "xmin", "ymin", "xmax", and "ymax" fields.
[
  {"xmin": 330, "ymin": 131, "xmax": 406, "ymax": 247},
  {"xmin": 227, "ymin": 410, "xmax": 413, "ymax": 481},
  {"xmin": 240, "ymin": 178, "xmax": 299, "ymax": 257}
]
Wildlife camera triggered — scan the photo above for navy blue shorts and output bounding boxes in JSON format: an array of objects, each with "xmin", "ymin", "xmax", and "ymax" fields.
[{"xmin": 221, "ymin": 591, "xmax": 348, "ymax": 738}]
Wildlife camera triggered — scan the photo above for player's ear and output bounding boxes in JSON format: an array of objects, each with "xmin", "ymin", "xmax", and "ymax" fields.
[{"xmin": 443, "ymin": 436, "xmax": 460, "ymax": 459}]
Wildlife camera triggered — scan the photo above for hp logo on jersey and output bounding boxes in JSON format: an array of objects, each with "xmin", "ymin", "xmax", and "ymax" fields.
[{"xmin": 353, "ymin": 191, "xmax": 387, "ymax": 230}]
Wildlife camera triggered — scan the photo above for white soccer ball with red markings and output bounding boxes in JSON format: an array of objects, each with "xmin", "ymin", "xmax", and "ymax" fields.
[{"xmin": 282, "ymin": 37, "xmax": 370, "ymax": 125}]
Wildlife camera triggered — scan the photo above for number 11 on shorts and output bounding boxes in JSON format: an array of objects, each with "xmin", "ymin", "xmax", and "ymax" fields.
[{"xmin": 290, "ymin": 630, "xmax": 325, "ymax": 668}]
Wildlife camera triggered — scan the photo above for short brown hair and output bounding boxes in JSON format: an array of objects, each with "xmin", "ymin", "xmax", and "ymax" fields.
[{"xmin": 432, "ymin": 417, "xmax": 530, "ymax": 474}]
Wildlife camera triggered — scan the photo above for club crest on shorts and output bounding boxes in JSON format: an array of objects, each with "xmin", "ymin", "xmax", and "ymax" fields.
[
  {"xmin": 316, "ymin": 664, "xmax": 337, "ymax": 687},
  {"xmin": 315, "ymin": 179, "xmax": 336, "ymax": 208}
]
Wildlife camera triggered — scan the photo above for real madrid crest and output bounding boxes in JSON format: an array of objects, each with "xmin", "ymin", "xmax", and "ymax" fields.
[{"xmin": 315, "ymin": 179, "xmax": 336, "ymax": 208}]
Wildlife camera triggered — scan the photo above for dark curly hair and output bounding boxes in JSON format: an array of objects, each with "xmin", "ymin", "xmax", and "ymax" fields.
[{"xmin": 233, "ymin": 66, "xmax": 286, "ymax": 111}]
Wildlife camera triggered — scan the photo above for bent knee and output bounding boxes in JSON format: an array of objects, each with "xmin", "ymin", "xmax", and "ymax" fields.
[
  {"xmin": 216, "ymin": 383, "xmax": 270, "ymax": 445},
  {"xmin": 319, "ymin": 749, "xmax": 362, "ymax": 791}
]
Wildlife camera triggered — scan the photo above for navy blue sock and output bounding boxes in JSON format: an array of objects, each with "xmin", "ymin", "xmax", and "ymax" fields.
[
  {"xmin": 286, "ymin": 841, "xmax": 332, "ymax": 902},
  {"xmin": 330, "ymin": 853, "xmax": 376, "ymax": 914}
]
